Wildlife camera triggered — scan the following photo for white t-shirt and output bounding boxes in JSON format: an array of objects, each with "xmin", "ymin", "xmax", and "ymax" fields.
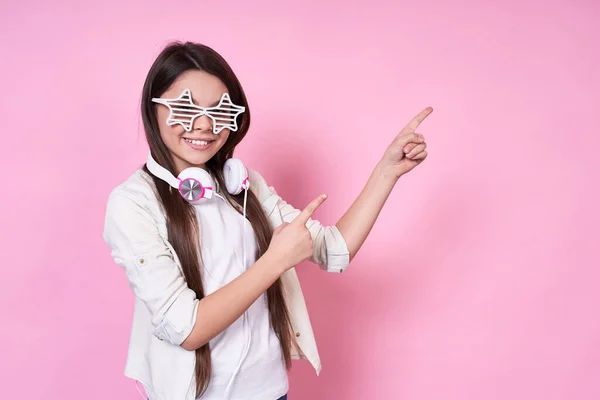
[{"xmin": 194, "ymin": 193, "xmax": 288, "ymax": 400}]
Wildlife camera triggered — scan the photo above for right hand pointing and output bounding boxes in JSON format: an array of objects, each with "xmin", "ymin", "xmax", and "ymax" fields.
[{"xmin": 266, "ymin": 194, "xmax": 328, "ymax": 272}]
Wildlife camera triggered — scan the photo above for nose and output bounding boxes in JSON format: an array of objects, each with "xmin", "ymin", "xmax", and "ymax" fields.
[{"xmin": 193, "ymin": 114, "xmax": 213, "ymax": 132}]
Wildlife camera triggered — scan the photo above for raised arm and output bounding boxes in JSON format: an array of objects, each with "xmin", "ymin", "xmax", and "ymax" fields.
[
  {"xmin": 335, "ymin": 107, "xmax": 432, "ymax": 259},
  {"xmin": 246, "ymin": 108, "xmax": 431, "ymax": 272}
]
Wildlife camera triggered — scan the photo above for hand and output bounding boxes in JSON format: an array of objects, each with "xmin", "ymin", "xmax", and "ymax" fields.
[
  {"xmin": 266, "ymin": 194, "xmax": 328, "ymax": 272},
  {"xmin": 380, "ymin": 107, "xmax": 432, "ymax": 179}
]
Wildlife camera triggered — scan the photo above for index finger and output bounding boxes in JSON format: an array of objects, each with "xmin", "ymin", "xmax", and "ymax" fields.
[
  {"xmin": 293, "ymin": 194, "xmax": 328, "ymax": 226},
  {"xmin": 401, "ymin": 107, "xmax": 433, "ymax": 134}
]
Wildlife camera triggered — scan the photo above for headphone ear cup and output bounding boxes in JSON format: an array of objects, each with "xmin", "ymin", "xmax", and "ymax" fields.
[
  {"xmin": 177, "ymin": 167, "xmax": 215, "ymax": 204},
  {"xmin": 223, "ymin": 158, "xmax": 248, "ymax": 195}
]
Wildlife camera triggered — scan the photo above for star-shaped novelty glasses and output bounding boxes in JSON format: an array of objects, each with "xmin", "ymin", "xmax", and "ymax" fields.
[{"xmin": 152, "ymin": 89, "xmax": 245, "ymax": 134}]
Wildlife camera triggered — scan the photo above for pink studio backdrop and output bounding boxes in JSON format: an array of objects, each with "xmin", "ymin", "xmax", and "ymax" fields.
[{"xmin": 1, "ymin": 0, "xmax": 599, "ymax": 399}]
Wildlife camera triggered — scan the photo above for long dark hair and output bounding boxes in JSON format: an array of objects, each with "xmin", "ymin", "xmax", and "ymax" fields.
[{"xmin": 140, "ymin": 41, "xmax": 292, "ymax": 397}]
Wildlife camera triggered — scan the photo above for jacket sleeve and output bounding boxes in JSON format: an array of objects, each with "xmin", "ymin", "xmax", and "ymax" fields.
[
  {"xmin": 102, "ymin": 188, "xmax": 199, "ymax": 346},
  {"xmin": 248, "ymin": 169, "xmax": 350, "ymax": 273}
]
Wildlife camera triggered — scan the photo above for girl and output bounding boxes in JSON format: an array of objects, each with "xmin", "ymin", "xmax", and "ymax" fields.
[{"xmin": 103, "ymin": 41, "xmax": 430, "ymax": 400}]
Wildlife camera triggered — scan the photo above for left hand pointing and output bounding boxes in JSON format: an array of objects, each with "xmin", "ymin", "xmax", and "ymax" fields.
[{"xmin": 380, "ymin": 107, "xmax": 432, "ymax": 178}]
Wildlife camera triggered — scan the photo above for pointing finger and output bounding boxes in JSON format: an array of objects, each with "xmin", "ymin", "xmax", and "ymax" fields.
[
  {"xmin": 293, "ymin": 194, "xmax": 328, "ymax": 226},
  {"xmin": 401, "ymin": 107, "xmax": 433, "ymax": 134}
]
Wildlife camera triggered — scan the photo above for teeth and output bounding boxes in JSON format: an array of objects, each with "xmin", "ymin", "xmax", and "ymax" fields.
[{"xmin": 185, "ymin": 138, "xmax": 210, "ymax": 146}]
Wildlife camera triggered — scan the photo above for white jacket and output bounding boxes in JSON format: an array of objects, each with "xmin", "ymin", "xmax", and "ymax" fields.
[{"xmin": 102, "ymin": 167, "xmax": 350, "ymax": 400}]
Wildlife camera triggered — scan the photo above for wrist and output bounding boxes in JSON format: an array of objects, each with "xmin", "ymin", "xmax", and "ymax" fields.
[
  {"xmin": 261, "ymin": 250, "xmax": 289, "ymax": 276},
  {"xmin": 374, "ymin": 160, "xmax": 401, "ymax": 185}
]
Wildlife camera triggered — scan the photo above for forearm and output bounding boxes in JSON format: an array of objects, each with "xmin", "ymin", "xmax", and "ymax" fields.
[
  {"xmin": 335, "ymin": 161, "xmax": 398, "ymax": 260},
  {"xmin": 181, "ymin": 252, "xmax": 283, "ymax": 351}
]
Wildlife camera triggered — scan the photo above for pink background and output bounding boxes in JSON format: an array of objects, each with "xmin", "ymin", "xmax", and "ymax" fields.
[{"xmin": 1, "ymin": 0, "xmax": 599, "ymax": 399}]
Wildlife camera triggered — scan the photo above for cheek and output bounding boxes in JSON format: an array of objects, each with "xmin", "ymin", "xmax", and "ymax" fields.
[
  {"xmin": 214, "ymin": 130, "xmax": 230, "ymax": 149},
  {"xmin": 156, "ymin": 107, "xmax": 171, "ymax": 127},
  {"xmin": 158, "ymin": 123, "xmax": 185, "ymax": 150},
  {"xmin": 156, "ymin": 108, "xmax": 181, "ymax": 133}
]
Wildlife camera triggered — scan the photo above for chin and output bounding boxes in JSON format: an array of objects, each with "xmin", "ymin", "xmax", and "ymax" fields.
[{"xmin": 182, "ymin": 151, "xmax": 214, "ymax": 167}]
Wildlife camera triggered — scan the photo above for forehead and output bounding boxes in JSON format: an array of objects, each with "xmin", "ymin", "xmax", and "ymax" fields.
[{"xmin": 163, "ymin": 70, "xmax": 228, "ymax": 107}]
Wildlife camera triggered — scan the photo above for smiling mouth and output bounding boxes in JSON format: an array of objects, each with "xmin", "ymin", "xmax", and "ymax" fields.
[{"xmin": 183, "ymin": 138, "xmax": 215, "ymax": 146}]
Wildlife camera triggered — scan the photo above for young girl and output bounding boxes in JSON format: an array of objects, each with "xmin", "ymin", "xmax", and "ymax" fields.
[{"xmin": 103, "ymin": 41, "xmax": 430, "ymax": 400}]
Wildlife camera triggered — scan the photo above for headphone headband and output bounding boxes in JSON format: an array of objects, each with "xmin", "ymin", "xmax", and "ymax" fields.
[{"xmin": 146, "ymin": 153, "xmax": 180, "ymax": 189}]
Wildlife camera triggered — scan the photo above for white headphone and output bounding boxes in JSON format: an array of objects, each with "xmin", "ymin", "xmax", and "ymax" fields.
[{"xmin": 145, "ymin": 152, "xmax": 249, "ymax": 204}]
